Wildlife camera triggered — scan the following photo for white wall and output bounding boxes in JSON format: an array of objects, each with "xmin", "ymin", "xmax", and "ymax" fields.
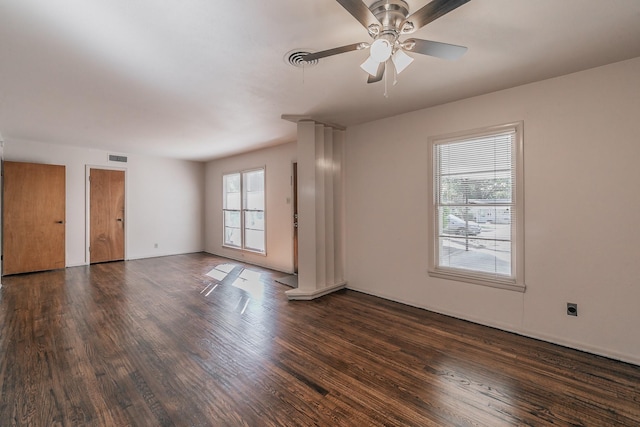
[
  {"xmin": 4, "ymin": 138, "xmax": 204, "ymax": 266},
  {"xmin": 205, "ymin": 142, "xmax": 296, "ymax": 273},
  {"xmin": 345, "ymin": 56, "xmax": 640, "ymax": 365}
]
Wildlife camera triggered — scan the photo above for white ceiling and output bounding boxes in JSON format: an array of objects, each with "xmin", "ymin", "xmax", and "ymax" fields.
[{"xmin": 1, "ymin": 0, "xmax": 640, "ymax": 161}]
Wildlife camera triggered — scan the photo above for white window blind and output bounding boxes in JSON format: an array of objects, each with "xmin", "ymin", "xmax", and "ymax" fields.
[{"xmin": 429, "ymin": 123, "xmax": 524, "ymax": 290}]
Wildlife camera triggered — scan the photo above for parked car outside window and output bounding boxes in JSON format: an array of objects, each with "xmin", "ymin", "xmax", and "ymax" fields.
[{"xmin": 444, "ymin": 214, "xmax": 482, "ymax": 236}]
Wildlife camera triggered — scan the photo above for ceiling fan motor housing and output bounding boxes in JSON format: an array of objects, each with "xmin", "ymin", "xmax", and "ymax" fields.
[{"xmin": 369, "ymin": 0, "xmax": 410, "ymax": 40}]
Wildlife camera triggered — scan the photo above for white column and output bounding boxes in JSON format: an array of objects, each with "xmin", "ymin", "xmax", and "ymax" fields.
[
  {"xmin": 333, "ymin": 130, "xmax": 345, "ymax": 283},
  {"xmin": 286, "ymin": 121, "xmax": 346, "ymax": 300},
  {"xmin": 314, "ymin": 124, "xmax": 327, "ymax": 288},
  {"xmin": 293, "ymin": 121, "xmax": 318, "ymax": 294},
  {"xmin": 323, "ymin": 127, "xmax": 335, "ymax": 285}
]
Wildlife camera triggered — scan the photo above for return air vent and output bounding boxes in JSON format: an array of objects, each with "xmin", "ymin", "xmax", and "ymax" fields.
[
  {"xmin": 284, "ymin": 49, "xmax": 318, "ymax": 68},
  {"xmin": 109, "ymin": 154, "xmax": 128, "ymax": 163}
]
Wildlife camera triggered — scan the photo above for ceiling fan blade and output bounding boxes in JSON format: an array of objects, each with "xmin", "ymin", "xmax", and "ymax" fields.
[
  {"xmin": 367, "ymin": 62, "xmax": 385, "ymax": 84},
  {"xmin": 403, "ymin": 0, "xmax": 471, "ymax": 32},
  {"xmin": 405, "ymin": 38, "xmax": 467, "ymax": 60},
  {"xmin": 336, "ymin": 0, "xmax": 381, "ymax": 30},
  {"xmin": 304, "ymin": 42, "xmax": 367, "ymax": 62}
]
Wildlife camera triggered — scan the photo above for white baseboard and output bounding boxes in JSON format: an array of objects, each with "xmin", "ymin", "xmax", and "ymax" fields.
[
  {"xmin": 346, "ymin": 285, "xmax": 640, "ymax": 367},
  {"xmin": 204, "ymin": 250, "xmax": 293, "ymax": 275},
  {"xmin": 286, "ymin": 281, "xmax": 346, "ymax": 301}
]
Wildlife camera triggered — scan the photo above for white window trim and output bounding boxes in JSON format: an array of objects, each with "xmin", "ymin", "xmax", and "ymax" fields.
[
  {"xmin": 427, "ymin": 122, "xmax": 525, "ymax": 292},
  {"xmin": 222, "ymin": 167, "xmax": 267, "ymax": 255}
]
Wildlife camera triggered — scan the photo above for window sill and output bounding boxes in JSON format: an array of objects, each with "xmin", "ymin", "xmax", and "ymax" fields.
[
  {"xmin": 222, "ymin": 245, "xmax": 267, "ymax": 257},
  {"xmin": 428, "ymin": 268, "xmax": 525, "ymax": 292}
]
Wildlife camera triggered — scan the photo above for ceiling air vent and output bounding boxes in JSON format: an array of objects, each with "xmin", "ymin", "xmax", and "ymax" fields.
[
  {"xmin": 109, "ymin": 154, "xmax": 128, "ymax": 163},
  {"xmin": 284, "ymin": 50, "xmax": 318, "ymax": 68}
]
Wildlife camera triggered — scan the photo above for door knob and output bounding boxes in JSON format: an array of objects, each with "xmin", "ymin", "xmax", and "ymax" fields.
[
  {"xmin": 55, "ymin": 220, "xmax": 64, "ymax": 224},
  {"xmin": 116, "ymin": 218, "xmax": 123, "ymax": 222}
]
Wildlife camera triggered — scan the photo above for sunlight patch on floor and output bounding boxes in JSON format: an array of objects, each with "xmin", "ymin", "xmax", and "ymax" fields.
[
  {"xmin": 232, "ymin": 269, "xmax": 264, "ymax": 300},
  {"xmin": 205, "ymin": 263, "xmax": 235, "ymax": 281}
]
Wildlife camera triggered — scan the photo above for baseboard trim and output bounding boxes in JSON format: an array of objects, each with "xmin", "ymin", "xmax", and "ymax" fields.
[
  {"xmin": 204, "ymin": 250, "xmax": 293, "ymax": 275},
  {"xmin": 286, "ymin": 281, "xmax": 347, "ymax": 301},
  {"xmin": 346, "ymin": 285, "xmax": 640, "ymax": 367}
]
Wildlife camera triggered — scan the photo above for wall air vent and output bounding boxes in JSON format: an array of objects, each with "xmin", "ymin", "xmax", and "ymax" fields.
[{"xmin": 109, "ymin": 154, "xmax": 128, "ymax": 163}]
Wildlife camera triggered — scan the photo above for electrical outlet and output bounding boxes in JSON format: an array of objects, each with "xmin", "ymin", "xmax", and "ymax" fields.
[
  {"xmin": 154, "ymin": 243, "xmax": 158, "ymax": 248},
  {"xmin": 567, "ymin": 303, "xmax": 578, "ymax": 316}
]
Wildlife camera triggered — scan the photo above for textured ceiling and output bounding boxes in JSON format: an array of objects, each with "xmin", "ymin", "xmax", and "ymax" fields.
[{"xmin": 1, "ymin": 0, "xmax": 640, "ymax": 161}]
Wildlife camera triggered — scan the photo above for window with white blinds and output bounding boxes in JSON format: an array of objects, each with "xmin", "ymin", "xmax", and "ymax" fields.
[
  {"xmin": 223, "ymin": 168, "xmax": 266, "ymax": 254},
  {"xmin": 428, "ymin": 122, "xmax": 524, "ymax": 291}
]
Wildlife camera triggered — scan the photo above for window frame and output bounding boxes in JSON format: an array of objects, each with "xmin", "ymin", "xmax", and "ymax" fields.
[
  {"xmin": 427, "ymin": 122, "xmax": 525, "ymax": 292},
  {"xmin": 222, "ymin": 167, "xmax": 266, "ymax": 255}
]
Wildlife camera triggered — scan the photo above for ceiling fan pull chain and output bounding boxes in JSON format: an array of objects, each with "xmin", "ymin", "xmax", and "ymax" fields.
[
  {"xmin": 384, "ymin": 65, "xmax": 389, "ymax": 98},
  {"xmin": 393, "ymin": 59, "xmax": 398, "ymax": 86}
]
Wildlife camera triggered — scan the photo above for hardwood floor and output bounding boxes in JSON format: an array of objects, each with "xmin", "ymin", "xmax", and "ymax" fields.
[{"xmin": 0, "ymin": 253, "xmax": 638, "ymax": 426}]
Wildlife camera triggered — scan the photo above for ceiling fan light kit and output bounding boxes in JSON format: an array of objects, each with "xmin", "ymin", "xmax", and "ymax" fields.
[
  {"xmin": 360, "ymin": 56, "xmax": 381, "ymax": 76},
  {"xmin": 300, "ymin": 0, "xmax": 471, "ymax": 85},
  {"xmin": 369, "ymin": 38, "xmax": 393, "ymax": 62},
  {"xmin": 391, "ymin": 48, "xmax": 414, "ymax": 74}
]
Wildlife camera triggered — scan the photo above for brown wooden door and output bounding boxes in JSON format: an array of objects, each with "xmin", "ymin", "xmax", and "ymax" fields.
[
  {"xmin": 90, "ymin": 169, "xmax": 125, "ymax": 263},
  {"xmin": 3, "ymin": 161, "xmax": 66, "ymax": 275}
]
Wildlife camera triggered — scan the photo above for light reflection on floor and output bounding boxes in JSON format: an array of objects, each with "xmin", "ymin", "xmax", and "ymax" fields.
[
  {"xmin": 205, "ymin": 263, "xmax": 235, "ymax": 281},
  {"xmin": 429, "ymin": 358, "xmax": 519, "ymax": 423},
  {"xmin": 195, "ymin": 261, "xmax": 283, "ymax": 390},
  {"xmin": 203, "ymin": 263, "xmax": 266, "ymax": 303},
  {"xmin": 200, "ymin": 283, "xmax": 218, "ymax": 296},
  {"xmin": 231, "ymin": 269, "xmax": 264, "ymax": 300}
]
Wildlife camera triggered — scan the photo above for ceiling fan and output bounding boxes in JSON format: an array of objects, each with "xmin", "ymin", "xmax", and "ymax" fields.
[{"xmin": 304, "ymin": 0, "xmax": 471, "ymax": 83}]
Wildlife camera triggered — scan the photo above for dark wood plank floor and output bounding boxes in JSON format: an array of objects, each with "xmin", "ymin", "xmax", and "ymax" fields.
[{"xmin": 0, "ymin": 253, "xmax": 638, "ymax": 426}]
